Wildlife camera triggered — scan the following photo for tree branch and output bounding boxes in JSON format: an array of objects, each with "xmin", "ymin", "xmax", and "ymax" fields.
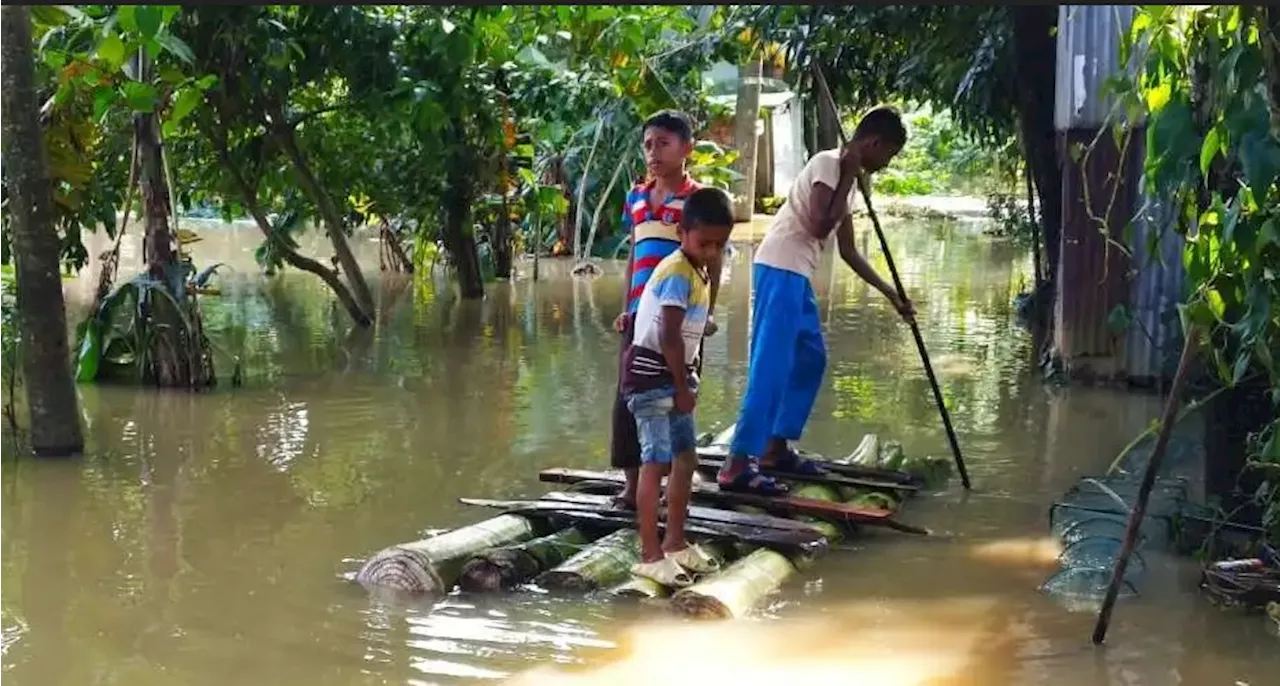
[{"xmin": 200, "ymin": 116, "xmax": 372, "ymax": 327}]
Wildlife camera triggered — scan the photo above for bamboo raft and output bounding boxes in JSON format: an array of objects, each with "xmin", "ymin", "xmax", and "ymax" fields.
[{"xmin": 350, "ymin": 430, "xmax": 953, "ymax": 619}]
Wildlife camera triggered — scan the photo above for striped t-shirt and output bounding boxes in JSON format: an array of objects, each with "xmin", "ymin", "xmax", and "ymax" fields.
[
  {"xmin": 622, "ymin": 250, "xmax": 710, "ymax": 393},
  {"xmin": 622, "ymin": 175, "xmax": 702, "ymax": 312}
]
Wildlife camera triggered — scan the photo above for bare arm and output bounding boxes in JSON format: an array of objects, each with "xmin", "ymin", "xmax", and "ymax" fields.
[
  {"xmin": 707, "ymin": 256, "xmax": 722, "ymax": 316},
  {"xmin": 659, "ymin": 306, "xmax": 689, "ymax": 393},
  {"xmin": 806, "ymin": 172, "xmax": 859, "ymax": 240},
  {"xmin": 835, "ymin": 215, "xmax": 898, "ymax": 300},
  {"xmin": 621, "ymin": 229, "xmax": 635, "ymax": 312}
]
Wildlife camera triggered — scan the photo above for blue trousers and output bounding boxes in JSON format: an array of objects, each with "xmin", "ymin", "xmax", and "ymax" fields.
[{"xmin": 729, "ymin": 264, "xmax": 827, "ymax": 459}]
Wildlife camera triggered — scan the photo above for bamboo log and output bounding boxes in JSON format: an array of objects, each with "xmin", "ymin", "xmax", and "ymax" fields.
[
  {"xmin": 669, "ymin": 548, "xmax": 797, "ymax": 619},
  {"xmin": 791, "ymin": 483, "xmax": 846, "ymax": 542},
  {"xmin": 354, "ymin": 515, "xmax": 536, "ymax": 593},
  {"xmin": 610, "ymin": 575, "xmax": 671, "ymax": 600},
  {"xmin": 537, "ymin": 529, "xmax": 641, "ymax": 591},
  {"xmin": 458, "ymin": 527, "xmax": 591, "ymax": 592}
]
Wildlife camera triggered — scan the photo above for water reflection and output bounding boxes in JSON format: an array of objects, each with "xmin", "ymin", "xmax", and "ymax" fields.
[{"xmin": 3, "ymin": 219, "xmax": 1276, "ymax": 685}]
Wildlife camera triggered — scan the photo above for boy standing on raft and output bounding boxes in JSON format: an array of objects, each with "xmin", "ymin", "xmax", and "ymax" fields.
[
  {"xmin": 623, "ymin": 187, "xmax": 734, "ymax": 586},
  {"xmin": 611, "ymin": 110, "xmax": 722, "ymax": 509},
  {"xmin": 717, "ymin": 106, "xmax": 915, "ymax": 496}
]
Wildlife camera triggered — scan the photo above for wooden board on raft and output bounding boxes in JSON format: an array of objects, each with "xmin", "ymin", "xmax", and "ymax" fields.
[
  {"xmin": 696, "ymin": 445, "xmax": 925, "ymax": 489},
  {"xmin": 538, "ymin": 469, "xmax": 930, "ymax": 535},
  {"xmin": 458, "ymin": 498, "xmax": 829, "ymax": 556},
  {"xmin": 537, "ymin": 491, "xmax": 824, "ymax": 533},
  {"xmin": 693, "ymin": 455, "xmax": 919, "ymax": 494}
]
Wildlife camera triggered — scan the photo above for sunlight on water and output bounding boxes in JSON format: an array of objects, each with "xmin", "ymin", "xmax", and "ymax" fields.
[{"xmin": 505, "ymin": 597, "xmax": 1005, "ymax": 686}]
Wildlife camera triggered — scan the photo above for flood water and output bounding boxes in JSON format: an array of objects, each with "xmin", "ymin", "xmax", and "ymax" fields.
[{"xmin": 3, "ymin": 217, "xmax": 1276, "ymax": 685}]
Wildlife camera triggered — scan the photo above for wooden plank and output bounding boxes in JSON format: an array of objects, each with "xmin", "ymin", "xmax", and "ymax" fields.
[
  {"xmin": 538, "ymin": 469, "xmax": 930, "ymax": 535},
  {"xmin": 697, "ymin": 446, "xmax": 925, "ymax": 488},
  {"xmin": 536, "ymin": 491, "xmax": 826, "ymax": 534},
  {"xmin": 458, "ymin": 499, "xmax": 829, "ymax": 556},
  {"xmin": 694, "ymin": 457, "xmax": 919, "ymax": 494}
]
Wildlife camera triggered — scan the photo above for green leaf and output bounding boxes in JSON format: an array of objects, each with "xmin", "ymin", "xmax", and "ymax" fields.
[
  {"xmin": 1260, "ymin": 219, "xmax": 1280, "ymax": 249},
  {"xmin": 1144, "ymin": 82, "xmax": 1171, "ymax": 112},
  {"xmin": 157, "ymin": 33, "xmax": 195, "ymax": 65},
  {"xmin": 170, "ymin": 86, "xmax": 201, "ymax": 123},
  {"xmin": 1206, "ymin": 288, "xmax": 1227, "ymax": 321},
  {"xmin": 517, "ymin": 167, "xmax": 537, "ymax": 187},
  {"xmin": 1239, "ymin": 131, "xmax": 1280, "ymax": 201},
  {"xmin": 97, "ymin": 34, "xmax": 126, "ymax": 69},
  {"xmin": 92, "ymin": 86, "xmax": 118, "ymax": 122},
  {"xmin": 1232, "ymin": 350, "xmax": 1252, "ymax": 385},
  {"xmin": 116, "ymin": 6, "xmax": 137, "ymax": 33},
  {"xmin": 1106, "ymin": 304, "xmax": 1132, "ymax": 333},
  {"xmin": 1199, "ymin": 126, "xmax": 1220, "ymax": 179},
  {"xmin": 121, "ymin": 81, "xmax": 158, "ymax": 112},
  {"xmin": 135, "ymin": 6, "xmax": 163, "ymax": 39}
]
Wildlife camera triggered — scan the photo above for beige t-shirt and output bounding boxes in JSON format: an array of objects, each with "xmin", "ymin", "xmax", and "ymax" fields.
[{"xmin": 753, "ymin": 149, "xmax": 854, "ymax": 280}]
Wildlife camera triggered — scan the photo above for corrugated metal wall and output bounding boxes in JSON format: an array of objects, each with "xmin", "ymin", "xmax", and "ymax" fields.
[
  {"xmin": 1052, "ymin": 4, "xmax": 1187, "ymax": 386},
  {"xmin": 1054, "ymin": 5, "xmax": 1136, "ymax": 130},
  {"xmin": 1123, "ymin": 165, "xmax": 1187, "ymax": 387}
]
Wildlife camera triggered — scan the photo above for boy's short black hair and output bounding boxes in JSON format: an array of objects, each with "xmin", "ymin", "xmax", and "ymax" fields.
[
  {"xmin": 680, "ymin": 187, "xmax": 734, "ymax": 230},
  {"xmin": 853, "ymin": 106, "xmax": 907, "ymax": 148},
  {"xmin": 643, "ymin": 110, "xmax": 695, "ymax": 142}
]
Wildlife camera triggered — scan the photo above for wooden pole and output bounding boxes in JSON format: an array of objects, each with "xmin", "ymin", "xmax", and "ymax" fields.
[
  {"xmin": 1091, "ymin": 326, "xmax": 1200, "ymax": 644},
  {"xmin": 809, "ymin": 62, "xmax": 972, "ymax": 489}
]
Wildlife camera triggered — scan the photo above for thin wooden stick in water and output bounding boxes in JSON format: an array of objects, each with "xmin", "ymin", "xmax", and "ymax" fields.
[
  {"xmin": 1091, "ymin": 326, "xmax": 1200, "ymax": 644},
  {"xmin": 809, "ymin": 62, "xmax": 972, "ymax": 489}
]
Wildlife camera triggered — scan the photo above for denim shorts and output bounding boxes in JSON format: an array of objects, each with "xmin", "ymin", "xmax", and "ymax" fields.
[{"xmin": 626, "ymin": 381, "xmax": 697, "ymax": 465}]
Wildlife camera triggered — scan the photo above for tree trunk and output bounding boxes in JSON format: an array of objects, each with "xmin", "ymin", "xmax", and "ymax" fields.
[
  {"xmin": 731, "ymin": 56, "xmax": 763, "ymax": 222},
  {"xmin": 494, "ymin": 194, "xmax": 514, "ymax": 278},
  {"xmin": 444, "ymin": 174, "xmax": 485, "ymax": 300},
  {"xmin": 1011, "ymin": 6, "xmax": 1063, "ymax": 285},
  {"xmin": 272, "ymin": 125, "xmax": 376, "ymax": 318},
  {"xmin": 135, "ymin": 113, "xmax": 176, "ymax": 275},
  {"xmin": 1257, "ymin": 6, "xmax": 1280, "ymax": 139},
  {"xmin": 0, "ymin": 6, "xmax": 84, "ymax": 456}
]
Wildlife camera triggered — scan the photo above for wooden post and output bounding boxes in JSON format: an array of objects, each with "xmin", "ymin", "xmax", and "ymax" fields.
[
  {"xmin": 731, "ymin": 56, "xmax": 762, "ymax": 222},
  {"xmin": 1091, "ymin": 326, "xmax": 1200, "ymax": 644}
]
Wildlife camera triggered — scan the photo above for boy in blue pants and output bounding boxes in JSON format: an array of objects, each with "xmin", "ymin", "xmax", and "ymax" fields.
[
  {"xmin": 718, "ymin": 107, "xmax": 915, "ymax": 496},
  {"xmin": 624, "ymin": 188, "xmax": 733, "ymax": 586}
]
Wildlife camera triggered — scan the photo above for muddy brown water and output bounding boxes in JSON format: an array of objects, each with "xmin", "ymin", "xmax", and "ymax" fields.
[{"xmin": 3, "ymin": 219, "xmax": 1276, "ymax": 685}]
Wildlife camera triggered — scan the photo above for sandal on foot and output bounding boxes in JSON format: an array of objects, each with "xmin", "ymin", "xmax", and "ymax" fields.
[
  {"xmin": 631, "ymin": 557, "xmax": 694, "ymax": 588},
  {"xmin": 767, "ymin": 448, "xmax": 829, "ymax": 476},
  {"xmin": 610, "ymin": 495, "xmax": 636, "ymax": 511},
  {"xmin": 666, "ymin": 544, "xmax": 722, "ymax": 574},
  {"xmin": 718, "ymin": 465, "xmax": 790, "ymax": 496}
]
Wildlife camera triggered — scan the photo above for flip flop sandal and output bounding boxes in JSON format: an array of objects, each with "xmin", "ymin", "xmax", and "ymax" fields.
[
  {"xmin": 718, "ymin": 466, "xmax": 791, "ymax": 497},
  {"xmin": 610, "ymin": 495, "xmax": 636, "ymax": 511},
  {"xmin": 768, "ymin": 448, "xmax": 830, "ymax": 476},
  {"xmin": 631, "ymin": 557, "xmax": 694, "ymax": 588},
  {"xmin": 666, "ymin": 544, "xmax": 722, "ymax": 574}
]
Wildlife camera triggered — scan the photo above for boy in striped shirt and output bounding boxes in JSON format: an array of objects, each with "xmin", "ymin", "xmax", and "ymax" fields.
[{"xmin": 609, "ymin": 110, "xmax": 722, "ymax": 510}]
